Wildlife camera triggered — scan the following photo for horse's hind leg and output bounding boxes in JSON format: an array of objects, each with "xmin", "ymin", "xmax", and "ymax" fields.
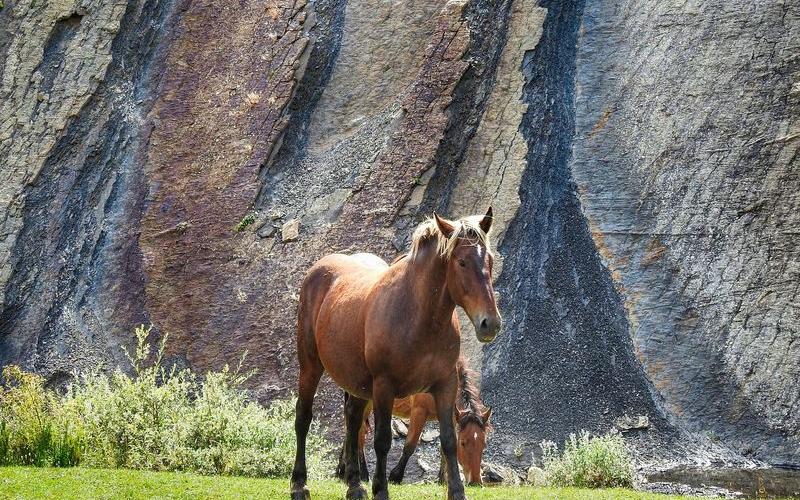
[
  {"xmin": 291, "ymin": 362, "xmax": 322, "ymax": 500},
  {"xmin": 336, "ymin": 392, "xmax": 349, "ymax": 481},
  {"xmin": 336, "ymin": 394, "xmax": 370, "ymax": 483},
  {"xmin": 358, "ymin": 408, "xmax": 370, "ymax": 482},
  {"xmin": 344, "ymin": 394, "xmax": 369, "ymax": 500},
  {"xmin": 291, "ymin": 301, "xmax": 324, "ymax": 500}
]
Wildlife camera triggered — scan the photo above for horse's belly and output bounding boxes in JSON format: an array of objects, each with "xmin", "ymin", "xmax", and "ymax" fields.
[
  {"xmin": 321, "ymin": 348, "xmax": 372, "ymax": 400},
  {"xmin": 315, "ymin": 283, "xmax": 373, "ymax": 399}
]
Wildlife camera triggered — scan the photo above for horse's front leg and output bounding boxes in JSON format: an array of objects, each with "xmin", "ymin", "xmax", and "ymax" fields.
[
  {"xmin": 344, "ymin": 393, "xmax": 369, "ymax": 500},
  {"xmin": 433, "ymin": 381, "xmax": 466, "ymax": 500},
  {"xmin": 371, "ymin": 380, "xmax": 395, "ymax": 500}
]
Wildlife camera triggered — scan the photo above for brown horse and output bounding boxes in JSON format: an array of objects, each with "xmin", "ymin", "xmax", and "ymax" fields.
[
  {"xmin": 335, "ymin": 358, "xmax": 492, "ymax": 486},
  {"xmin": 291, "ymin": 208, "xmax": 501, "ymax": 500}
]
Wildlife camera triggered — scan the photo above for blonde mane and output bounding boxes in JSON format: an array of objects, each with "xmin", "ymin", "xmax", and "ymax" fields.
[{"xmin": 409, "ymin": 214, "xmax": 492, "ymax": 261}]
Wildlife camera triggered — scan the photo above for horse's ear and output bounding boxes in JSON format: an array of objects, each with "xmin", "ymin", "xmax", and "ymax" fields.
[
  {"xmin": 434, "ymin": 212, "xmax": 456, "ymax": 238},
  {"xmin": 481, "ymin": 406, "xmax": 492, "ymax": 423},
  {"xmin": 479, "ymin": 206, "xmax": 493, "ymax": 234},
  {"xmin": 457, "ymin": 407, "xmax": 470, "ymax": 421}
]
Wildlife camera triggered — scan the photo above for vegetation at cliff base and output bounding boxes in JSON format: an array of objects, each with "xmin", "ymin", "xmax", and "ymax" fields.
[
  {"xmin": 0, "ymin": 326, "xmax": 332, "ymax": 478},
  {"xmin": 540, "ymin": 431, "xmax": 634, "ymax": 488}
]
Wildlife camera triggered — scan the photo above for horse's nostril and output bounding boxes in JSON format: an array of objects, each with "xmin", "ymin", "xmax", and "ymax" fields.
[{"xmin": 480, "ymin": 318, "xmax": 489, "ymax": 330}]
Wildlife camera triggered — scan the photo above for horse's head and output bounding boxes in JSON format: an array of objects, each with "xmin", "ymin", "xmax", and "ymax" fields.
[
  {"xmin": 433, "ymin": 207, "xmax": 502, "ymax": 342},
  {"xmin": 456, "ymin": 406, "xmax": 492, "ymax": 485}
]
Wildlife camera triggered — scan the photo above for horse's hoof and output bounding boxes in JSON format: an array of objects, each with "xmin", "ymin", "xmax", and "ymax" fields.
[
  {"xmin": 290, "ymin": 486, "xmax": 311, "ymax": 500},
  {"xmin": 346, "ymin": 485, "xmax": 367, "ymax": 500},
  {"xmin": 373, "ymin": 492, "xmax": 390, "ymax": 500},
  {"xmin": 446, "ymin": 490, "xmax": 466, "ymax": 500},
  {"xmin": 388, "ymin": 470, "xmax": 403, "ymax": 484}
]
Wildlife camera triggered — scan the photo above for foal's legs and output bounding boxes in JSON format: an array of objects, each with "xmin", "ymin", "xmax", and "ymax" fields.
[
  {"xmin": 344, "ymin": 394, "xmax": 369, "ymax": 500},
  {"xmin": 290, "ymin": 364, "xmax": 322, "ymax": 500},
  {"xmin": 371, "ymin": 380, "xmax": 395, "ymax": 500},
  {"xmin": 434, "ymin": 381, "xmax": 466, "ymax": 500},
  {"xmin": 388, "ymin": 405, "xmax": 427, "ymax": 484}
]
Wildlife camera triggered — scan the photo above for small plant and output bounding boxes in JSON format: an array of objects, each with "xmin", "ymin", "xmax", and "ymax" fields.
[
  {"xmin": 235, "ymin": 213, "xmax": 257, "ymax": 232},
  {"xmin": 540, "ymin": 430, "xmax": 633, "ymax": 488}
]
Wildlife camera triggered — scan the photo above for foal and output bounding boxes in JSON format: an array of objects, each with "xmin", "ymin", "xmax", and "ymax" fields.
[
  {"xmin": 291, "ymin": 208, "xmax": 501, "ymax": 500},
  {"xmin": 390, "ymin": 358, "xmax": 492, "ymax": 486},
  {"xmin": 336, "ymin": 358, "xmax": 492, "ymax": 486}
]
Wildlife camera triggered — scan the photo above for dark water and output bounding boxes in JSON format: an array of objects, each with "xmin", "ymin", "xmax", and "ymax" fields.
[{"xmin": 646, "ymin": 466, "xmax": 800, "ymax": 498}]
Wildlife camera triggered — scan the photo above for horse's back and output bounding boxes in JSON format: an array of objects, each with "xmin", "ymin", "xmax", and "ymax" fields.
[
  {"xmin": 302, "ymin": 252, "xmax": 387, "ymax": 296},
  {"xmin": 309, "ymin": 252, "xmax": 388, "ymax": 278}
]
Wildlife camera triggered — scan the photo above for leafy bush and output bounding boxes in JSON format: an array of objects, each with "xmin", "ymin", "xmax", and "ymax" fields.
[
  {"xmin": 0, "ymin": 366, "xmax": 83, "ymax": 467},
  {"xmin": 540, "ymin": 430, "xmax": 633, "ymax": 488},
  {"xmin": 0, "ymin": 326, "xmax": 332, "ymax": 478}
]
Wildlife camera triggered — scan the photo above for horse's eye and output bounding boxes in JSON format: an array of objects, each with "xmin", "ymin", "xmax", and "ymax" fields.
[{"xmin": 458, "ymin": 259, "xmax": 466, "ymax": 267}]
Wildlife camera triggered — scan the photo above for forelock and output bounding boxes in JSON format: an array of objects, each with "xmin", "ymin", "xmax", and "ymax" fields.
[{"xmin": 409, "ymin": 215, "xmax": 492, "ymax": 261}]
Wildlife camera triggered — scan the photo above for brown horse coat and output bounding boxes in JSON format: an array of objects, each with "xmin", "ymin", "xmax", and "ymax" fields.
[{"xmin": 291, "ymin": 209, "xmax": 501, "ymax": 500}]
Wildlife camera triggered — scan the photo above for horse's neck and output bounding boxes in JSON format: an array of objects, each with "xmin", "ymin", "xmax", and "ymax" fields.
[{"xmin": 401, "ymin": 246, "xmax": 456, "ymax": 334}]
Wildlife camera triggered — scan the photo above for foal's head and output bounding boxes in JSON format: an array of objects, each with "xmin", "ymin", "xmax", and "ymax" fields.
[
  {"xmin": 412, "ymin": 207, "xmax": 502, "ymax": 342},
  {"xmin": 457, "ymin": 406, "xmax": 492, "ymax": 485}
]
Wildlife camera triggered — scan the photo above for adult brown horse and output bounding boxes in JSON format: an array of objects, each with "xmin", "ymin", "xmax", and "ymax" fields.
[
  {"xmin": 335, "ymin": 358, "xmax": 492, "ymax": 486},
  {"xmin": 291, "ymin": 208, "xmax": 501, "ymax": 500}
]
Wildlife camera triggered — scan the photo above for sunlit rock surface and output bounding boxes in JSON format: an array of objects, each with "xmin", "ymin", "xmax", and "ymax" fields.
[{"xmin": 1, "ymin": 0, "xmax": 797, "ymax": 467}]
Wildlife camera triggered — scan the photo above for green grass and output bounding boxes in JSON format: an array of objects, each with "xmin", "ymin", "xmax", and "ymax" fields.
[{"xmin": 0, "ymin": 467, "xmax": 701, "ymax": 499}]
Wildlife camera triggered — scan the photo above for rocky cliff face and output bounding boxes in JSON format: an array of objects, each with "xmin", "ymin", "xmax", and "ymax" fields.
[{"xmin": 1, "ymin": 0, "xmax": 798, "ymax": 467}]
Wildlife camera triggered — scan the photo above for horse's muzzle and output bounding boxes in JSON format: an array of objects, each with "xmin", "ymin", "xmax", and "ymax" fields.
[{"xmin": 474, "ymin": 314, "xmax": 502, "ymax": 342}]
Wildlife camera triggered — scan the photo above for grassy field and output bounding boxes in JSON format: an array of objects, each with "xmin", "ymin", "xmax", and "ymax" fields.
[{"xmin": 0, "ymin": 467, "xmax": 701, "ymax": 499}]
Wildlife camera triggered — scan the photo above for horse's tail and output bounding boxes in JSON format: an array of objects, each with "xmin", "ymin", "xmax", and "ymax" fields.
[{"xmin": 296, "ymin": 264, "xmax": 333, "ymax": 371}]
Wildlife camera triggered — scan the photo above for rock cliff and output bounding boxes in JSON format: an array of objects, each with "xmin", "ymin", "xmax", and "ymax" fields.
[{"xmin": 1, "ymin": 0, "xmax": 798, "ymax": 467}]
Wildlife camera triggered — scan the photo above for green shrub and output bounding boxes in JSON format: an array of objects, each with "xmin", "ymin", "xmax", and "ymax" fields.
[
  {"xmin": 0, "ymin": 325, "xmax": 332, "ymax": 478},
  {"xmin": 540, "ymin": 430, "xmax": 633, "ymax": 488},
  {"xmin": 0, "ymin": 366, "xmax": 83, "ymax": 467}
]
